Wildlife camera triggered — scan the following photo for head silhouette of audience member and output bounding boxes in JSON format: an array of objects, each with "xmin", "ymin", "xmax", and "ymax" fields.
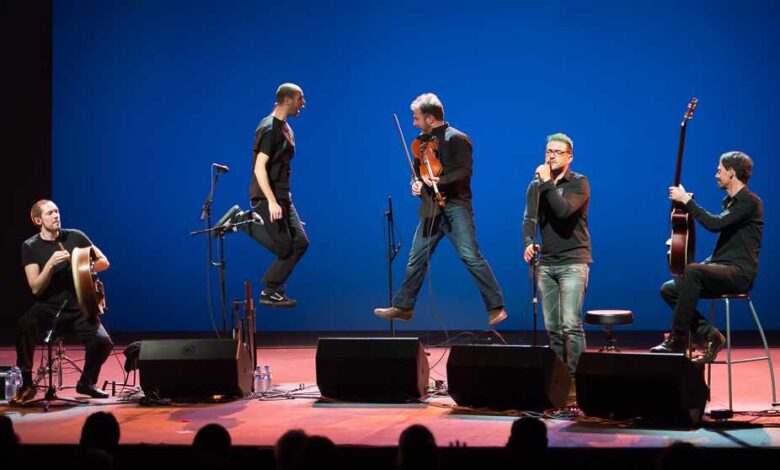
[
  {"xmin": 506, "ymin": 417, "xmax": 548, "ymax": 464},
  {"xmin": 0, "ymin": 415, "xmax": 20, "ymax": 464},
  {"xmin": 275, "ymin": 429, "xmax": 309, "ymax": 470},
  {"xmin": 655, "ymin": 441, "xmax": 703, "ymax": 469},
  {"xmin": 80, "ymin": 411, "xmax": 121, "ymax": 454},
  {"xmin": 397, "ymin": 424, "xmax": 439, "ymax": 470},
  {"xmin": 296, "ymin": 435, "xmax": 343, "ymax": 469},
  {"xmin": 193, "ymin": 423, "xmax": 232, "ymax": 468}
]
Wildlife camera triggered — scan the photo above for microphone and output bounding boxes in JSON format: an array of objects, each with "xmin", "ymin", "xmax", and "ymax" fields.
[
  {"xmin": 533, "ymin": 163, "xmax": 551, "ymax": 183},
  {"xmin": 212, "ymin": 163, "xmax": 230, "ymax": 173},
  {"xmin": 216, "ymin": 204, "xmax": 241, "ymax": 228},
  {"xmin": 242, "ymin": 209, "xmax": 264, "ymax": 226}
]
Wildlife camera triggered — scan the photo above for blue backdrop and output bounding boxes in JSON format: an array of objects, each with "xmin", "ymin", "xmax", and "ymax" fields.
[{"xmin": 49, "ymin": 0, "xmax": 778, "ymax": 332}]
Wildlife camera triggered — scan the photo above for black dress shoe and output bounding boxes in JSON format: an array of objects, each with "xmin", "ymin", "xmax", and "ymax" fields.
[
  {"xmin": 76, "ymin": 382, "xmax": 109, "ymax": 399},
  {"xmin": 649, "ymin": 332, "xmax": 686, "ymax": 353},
  {"xmin": 693, "ymin": 330, "xmax": 726, "ymax": 364}
]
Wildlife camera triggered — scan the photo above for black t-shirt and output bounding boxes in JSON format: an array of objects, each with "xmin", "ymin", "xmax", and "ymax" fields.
[
  {"xmin": 251, "ymin": 114, "xmax": 295, "ymax": 201},
  {"xmin": 21, "ymin": 229, "xmax": 92, "ymax": 307}
]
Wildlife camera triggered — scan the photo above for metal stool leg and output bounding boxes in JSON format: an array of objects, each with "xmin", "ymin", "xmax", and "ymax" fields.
[
  {"xmin": 747, "ymin": 299, "xmax": 778, "ymax": 405},
  {"xmin": 725, "ymin": 298, "xmax": 733, "ymax": 411},
  {"xmin": 55, "ymin": 341, "xmax": 83, "ymax": 390},
  {"xmin": 707, "ymin": 299, "xmax": 716, "ymax": 395}
]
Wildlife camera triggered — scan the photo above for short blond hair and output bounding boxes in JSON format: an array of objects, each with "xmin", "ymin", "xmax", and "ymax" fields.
[
  {"xmin": 410, "ymin": 93, "xmax": 444, "ymax": 121},
  {"xmin": 547, "ymin": 133, "xmax": 574, "ymax": 152}
]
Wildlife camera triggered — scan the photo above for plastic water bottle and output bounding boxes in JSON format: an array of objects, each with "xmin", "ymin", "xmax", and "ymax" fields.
[
  {"xmin": 4, "ymin": 366, "xmax": 19, "ymax": 400},
  {"xmin": 264, "ymin": 365, "xmax": 272, "ymax": 390},
  {"xmin": 254, "ymin": 365, "xmax": 272, "ymax": 394}
]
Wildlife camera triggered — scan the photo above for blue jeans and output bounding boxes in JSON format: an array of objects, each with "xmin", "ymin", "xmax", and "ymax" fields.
[
  {"xmin": 538, "ymin": 263, "xmax": 589, "ymax": 374},
  {"xmin": 392, "ymin": 205, "xmax": 504, "ymax": 312}
]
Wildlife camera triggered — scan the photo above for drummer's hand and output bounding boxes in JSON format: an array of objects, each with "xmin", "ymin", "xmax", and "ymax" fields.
[{"xmin": 46, "ymin": 250, "xmax": 70, "ymax": 270}]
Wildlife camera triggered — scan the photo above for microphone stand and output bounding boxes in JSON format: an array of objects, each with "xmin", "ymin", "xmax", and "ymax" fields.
[
  {"xmin": 531, "ymin": 247, "xmax": 540, "ymax": 346},
  {"xmin": 200, "ymin": 166, "xmax": 223, "ymax": 332},
  {"xmin": 385, "ymin": 196, "xmax": 401, "ymax": 337},
  {"xmin": 191, "ymin": 209, "xmax": 258, "ymax": 338},
  {"xmin": 527, "ymin": 176, "xmax": 543, "ymax": 347}
]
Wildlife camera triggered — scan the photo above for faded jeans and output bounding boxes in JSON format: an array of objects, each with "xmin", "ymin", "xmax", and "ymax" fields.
[{"xmin": 539, "ymin": 263, "xmax": 589, "ymax": 375}]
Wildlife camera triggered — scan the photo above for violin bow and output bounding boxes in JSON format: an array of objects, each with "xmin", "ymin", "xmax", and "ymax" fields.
[{"xmin": 393, "ymin": 113, "xmax": 420, "ymax": 183}]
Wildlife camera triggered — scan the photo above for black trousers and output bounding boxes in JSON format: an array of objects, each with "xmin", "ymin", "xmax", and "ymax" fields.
[
  {"xmin": 16, "ymin": 302, "xmax": 113, "ymax": 386},
  {"xmin": 244, "ymin": 198, "xmax": 309, "ymax": 292},
  {"xmin": 660, "ymin": 262, "xmax": 752, "ymax": 339}
]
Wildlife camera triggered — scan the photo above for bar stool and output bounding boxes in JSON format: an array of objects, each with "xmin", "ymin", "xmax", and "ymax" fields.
[
  {"xmin": 585, "ymin": 310, "xmax": 633, "ymax": 352},
  {"xmin": 704, "ymin": 293, "xmax": 778, "ymax": 411}
]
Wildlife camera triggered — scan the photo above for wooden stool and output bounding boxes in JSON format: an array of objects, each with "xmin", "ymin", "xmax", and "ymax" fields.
[{"xmin": 585, "ymin": 310, "xmax": 633, "ymax": 352}]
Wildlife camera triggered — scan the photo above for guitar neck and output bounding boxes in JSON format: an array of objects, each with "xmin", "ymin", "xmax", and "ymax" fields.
[{"xmin": 673, "ymin": 122, "xmax": 688, "ymax": 187}]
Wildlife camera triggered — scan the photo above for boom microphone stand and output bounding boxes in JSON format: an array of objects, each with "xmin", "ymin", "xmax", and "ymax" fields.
[{"xmin": 191, "ymin": 202, "xmax": 263, "ymax": 337}]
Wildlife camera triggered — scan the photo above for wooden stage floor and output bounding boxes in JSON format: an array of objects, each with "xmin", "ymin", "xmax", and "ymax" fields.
[{"xmin": 3, "ymin": 342, "xmax": 780, "ymax": 450}]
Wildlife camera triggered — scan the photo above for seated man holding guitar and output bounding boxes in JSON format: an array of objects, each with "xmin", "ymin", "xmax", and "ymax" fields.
[
  {"xmin": 651, "ymin": 152, "xmax": 762, "ymax": 363},
  {"xmin": 11, "ymin": 200, "xmax": 113, "ymax": 404}
]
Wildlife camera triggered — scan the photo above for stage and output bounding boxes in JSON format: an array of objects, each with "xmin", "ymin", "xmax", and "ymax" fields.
[{"xmin": 3, "ymin": 337, "xmax": 780, "ymax": 452}]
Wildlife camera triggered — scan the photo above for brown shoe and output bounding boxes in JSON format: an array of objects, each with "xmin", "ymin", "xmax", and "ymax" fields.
[
  {"xmin": 9, "ymin": 384, "xmax": 37, "ymax": 406},
  {"xmin": 373, "ymin": 306, "xmax": 413, "ymax": 321},
  {"xmin": 488, "ymin": 308, "xmax": 508, "ymax": 327},
  {"xmin": 693, "ymin": 329, "xmax": 726, "ymax": 364}
]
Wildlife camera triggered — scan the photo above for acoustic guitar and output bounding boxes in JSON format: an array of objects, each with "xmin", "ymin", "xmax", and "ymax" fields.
[{"xmin": 668, "ymin": 97, "xmax": 698, "ymax": 276}]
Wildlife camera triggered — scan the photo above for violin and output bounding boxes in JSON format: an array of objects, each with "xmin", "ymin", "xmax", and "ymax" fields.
[{"xmin": 411, "ymin": 136, "xmax": 446, "ymax": 208}]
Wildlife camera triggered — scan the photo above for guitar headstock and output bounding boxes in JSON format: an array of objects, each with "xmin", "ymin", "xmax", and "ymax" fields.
[{"xmin": 682, "ymin": 97, "xmax": 698, "ymax": 124}]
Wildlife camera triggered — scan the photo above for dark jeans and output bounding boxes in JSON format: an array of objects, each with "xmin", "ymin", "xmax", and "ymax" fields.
[
  {"xmin": 17, "ymin": 303, "xmax": 113, "ymax": 386},
  {"xmin": 661, "ymin": 262, "xmax": 752, "ymax": 339},
  {"xmin": 392, "ymin": 204, "xmax": 504, "ymax": 312},
  {"xmin": 244, "ymin": 198, "xmax": 309, "ymax": 292}
]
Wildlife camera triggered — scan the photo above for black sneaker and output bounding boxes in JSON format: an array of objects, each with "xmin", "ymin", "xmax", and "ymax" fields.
[{"xmin": 259, "ymin": 290, "xmax": 296, "ymax": 308}]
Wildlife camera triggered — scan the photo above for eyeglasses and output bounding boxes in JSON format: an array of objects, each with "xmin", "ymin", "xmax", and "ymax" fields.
[{"xmin": 545, "ymin": 149, "xmax": 570, "ymax": 156}]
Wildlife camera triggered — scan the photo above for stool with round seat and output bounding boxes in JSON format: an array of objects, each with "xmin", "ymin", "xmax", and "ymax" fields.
[
  {"xmin": 585, "ymin": 310, "xmax": 634, "ymax": 352},
  {"xmin": 704, "ymin": 293, "xmax": 778, "ymax": 411}
]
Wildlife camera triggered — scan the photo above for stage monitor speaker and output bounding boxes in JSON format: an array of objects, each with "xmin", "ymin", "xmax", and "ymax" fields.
[
  {"xmin": 315, "ymin": 337, "xmax": 429, "ymax": 402},
  {"xmin": 139, "ymin": 339, "xmax": 253, "ymax": 399},
  {"xmin": 446, "ymin": 345, "xmax": 570, "ymax": 410},
  {"xmin": 575, "ymin": 352, "xmax": 708, "ymax": 426}
]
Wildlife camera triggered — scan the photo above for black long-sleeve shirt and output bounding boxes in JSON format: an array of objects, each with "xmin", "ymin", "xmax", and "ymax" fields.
[
  {"xmin": 687, "ymin": 186, "xmax": 763, "ymax": 280},
  {"xmin": 416, "ymin": 123, "xmax": 472, "ymax": 218},
  {"xmin": 522, "ymin": 169, "xmax": 592, "ymax": 265}
]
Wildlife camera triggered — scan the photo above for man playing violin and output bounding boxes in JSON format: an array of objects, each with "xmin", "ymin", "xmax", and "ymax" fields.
[
  {"xmin": 651, "ymin": 151, "xmax": 760, "ymax": 363},
  {"xmin": 374, "ymin": 93, "xmax": 508, "ymax": 327},
  {"xmin": 522, "ymin": 133, "xmax": 591, "ymax": 378},
  {"xmin": 11, "ymin": 199, "xmax": 113, "ymax": 404}
]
